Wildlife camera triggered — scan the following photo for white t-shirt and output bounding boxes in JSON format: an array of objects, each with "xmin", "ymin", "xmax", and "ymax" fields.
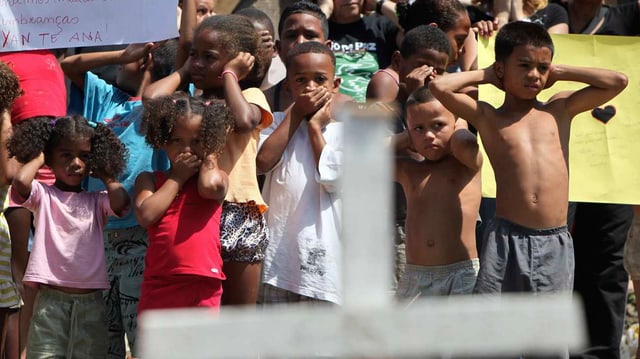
[{"xmin": 260, "ymin": 112, "xmax": 343, "ymax": 304}]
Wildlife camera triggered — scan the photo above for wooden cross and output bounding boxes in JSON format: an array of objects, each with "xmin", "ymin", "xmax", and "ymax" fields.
[{"xmin": 139, "ymin": 106, "xmax": 586, "ymax": 358}]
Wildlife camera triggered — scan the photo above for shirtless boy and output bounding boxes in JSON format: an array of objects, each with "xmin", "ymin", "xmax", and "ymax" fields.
[
  {"xmin": 395, "ymin": 86, "xmax": 482, "ymax": 298},
  {"xmin": 429, "ymin": 21, "xmax": 628, "ymax": 293}
]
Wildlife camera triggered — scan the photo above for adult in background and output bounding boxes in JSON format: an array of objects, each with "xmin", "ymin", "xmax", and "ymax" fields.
[{"xmin": 556, "ymin": 1, "xmax": 640, "ymax": 358}]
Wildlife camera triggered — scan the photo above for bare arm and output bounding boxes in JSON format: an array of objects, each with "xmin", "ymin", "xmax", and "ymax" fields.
[
  {"xmin": 0, "ymin": 110, "xmax": 19, "ymax": 185},
  {"xmin": 307, "ymin": 100, "xmax": 333, "ymax": 168},
  {"xmin": 222, "ymin": 53, "xmax": 263, "ymax": 133},
  {"xmin": 176, "ymin": 0, "xmax": 197, "ymax": 69},
  {"xmin": 60, "ymin": 43, "xmax": 154, "ymax": 90},
  {"xmin": 256, "ymin": 108, "xmax": 304, "ymax": 174},
  {"xmin": 102, "ymin": 177, "xmax": 130, "ymax": 217},
  {"xmin": 134, "ymin": 153, "xmax": 200, "ymax": 227},
  {"xmin": 429, "ymin": 67, "xmax": 498, "ymax": 127},
  {"xmin": 197, "ymin": 154, "xmax": 228, "ymax": 201},
  {"xmin": 257, "ymin": 86, "xmax": 330, "ymax": 172},
  {"xmin": 366, "ymin": 69, "xmax": 399, "ymax": 102},
  {"xmin": 548, "ymin": 65, "xmax": 628, "ymax": 118},
  {"xmin": 12, "ymin": 152, "xmax": 44, "ymax": 200},
  {"xmin": 450, "ymin": 119, "xmax": 483, "ymax": 171},
  {"xmin": 143, "ymin": 65, "xmax": 190, "ymax": 100}
]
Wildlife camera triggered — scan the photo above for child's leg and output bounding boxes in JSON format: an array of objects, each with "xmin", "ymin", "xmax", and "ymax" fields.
[
  {"xmin": 5, "ymin": 207, "xmax": 33, "ymax": 359},
  {"xmin": 4, "ymin": 307, "xmax": 19, "ymax": 359},
  {"xmin": 220, "ymin": 202, "xmax": 269, "ymax": 306},
  {"xmin": 105, "ymin": 226, "xmax": 146, "ymax": 358},
  {"xmin": 221, "ymin": 262, "xmax": 262, "ymax": 305}
]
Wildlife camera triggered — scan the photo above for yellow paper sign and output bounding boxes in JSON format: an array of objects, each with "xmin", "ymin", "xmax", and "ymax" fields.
[{"xmin": 478, "ymin": 34, "xmax": 640, "ymax": 204}]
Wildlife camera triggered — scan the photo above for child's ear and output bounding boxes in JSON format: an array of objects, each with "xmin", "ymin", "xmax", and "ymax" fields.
[
  {"xmin": 283, "ymin": 78, "xmax": 290, "ymax": 93},
  {"xmin": 494, "ymin": 61, "xmax": 504, "ymax": 79},
  {"xmin": 391, "ymin": 50, "xmax": 402, "ymax": 69},
  {"xmin": 332, "ymin": 77, "xmax": 341, "ymax": 93}
]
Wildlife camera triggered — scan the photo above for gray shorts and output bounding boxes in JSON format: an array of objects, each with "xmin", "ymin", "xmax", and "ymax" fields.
[
  {"xmin": 396, "ymin": 259, "xmax": 479, "ymax": 300},
  {"xmin": 474, "ymin": 217, "xmax": 574, "ymax": 294},
  {"xmin": 27, "ymin": 287, "xmax": 108, "ymax": 358}
]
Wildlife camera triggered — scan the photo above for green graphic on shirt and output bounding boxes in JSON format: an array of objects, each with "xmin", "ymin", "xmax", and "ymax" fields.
[{"xmin": 335, "ymin": 51, "xmax": 379, "ymax": 103}]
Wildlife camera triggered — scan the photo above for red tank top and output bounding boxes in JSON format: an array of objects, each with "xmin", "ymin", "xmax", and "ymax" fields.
[{"xmin": 145, "ymin": 172, "xmax": 225, "ymax": 280}]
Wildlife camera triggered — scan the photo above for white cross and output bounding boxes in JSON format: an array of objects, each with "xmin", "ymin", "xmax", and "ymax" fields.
[{"xmin": 138, "ymin": 106, "xmax": 586, "ymax": 358}]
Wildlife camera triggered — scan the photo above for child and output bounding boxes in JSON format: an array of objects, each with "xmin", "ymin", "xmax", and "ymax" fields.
[
  {"xmin": 135, "ymin": 94, "xmax": 231, "ymax": 312},
  {"xmin": 265, "ymin": 0, "xmax": 332, "ymax": 112},
  {"xmin": 429, "ymin": 21, "xmax": 628, "ymax": 293},
  {"xmin": 257, "ymin": 41, "xmax": 343, "ymax": 304},
  {"xmin": 61, "ymin": 40, "xmax": 176, "ymax": 358},
  {"xmin": 8, "ymin": 115, "xmax": 129, "ymax": 357},
  {"xmin": 0, "ymin": 49, "xmax": 68, "ymax": 359},
  {"xmin": 367, "ymin": 25, "xmax": 452, "ymax": 103},
  {"xmin": 144, "ymin": 14, "xmax": 274, "ymax": 306},
  {"xmin": 0, "ymin": 60, "xmax": 23, "ymax": 359},
  {"xmin": 394, "ymin": 86, "xmax": 482, "ymax": 298},
  {"xmin": 235, "ymin": 7, "xmax": 284, "ymax": 90}
]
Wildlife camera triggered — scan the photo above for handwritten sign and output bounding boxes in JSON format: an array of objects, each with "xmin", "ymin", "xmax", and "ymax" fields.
[
  {"xmin": 0, "ymin": 0, "xmax": 178, "ymax": 52},
  {"xmin": 478, "ymin": 34, "xmax": 640, "ymax": 204}
]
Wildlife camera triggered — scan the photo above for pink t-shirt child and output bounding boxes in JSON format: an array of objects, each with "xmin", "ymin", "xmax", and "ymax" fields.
[{"xmin": 11, "ymin": 181, "xmax": 115, "ymax": 289}]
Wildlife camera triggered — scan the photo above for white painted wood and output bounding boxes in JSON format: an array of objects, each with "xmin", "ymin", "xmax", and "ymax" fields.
[{"xmin": 139, "ymin": 106, "xmax": 586, "ymax": 359}]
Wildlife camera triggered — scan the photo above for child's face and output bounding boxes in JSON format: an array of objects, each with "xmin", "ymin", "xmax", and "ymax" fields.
[
  {"xmin": 189, "ymin": 29, "xmax": 229, "ymax": 92},
  {"xmin": 277, "ymin": 13, "xmax": 328, "ymax": 61},
  {"xmin": 445, "ymin": 11, "xmax": 471, "ymax": 66},
  {"xmin": 332, "ymin": 0, "xmax": 363, "ymax": 22},
  {"xmin": 406, "ymin": 100, "xmax": 456, "ymax": 161},
  {"xmin": 399, "ymin": 48, "xmax": 450, "ymax": 83},
  {"xmin": 284, "ymin": 53, "xmax": 340, "ymax": 99},
  {"xmin": 49, "ymin": 137, "xmax": 91, "ymax": 192},
  {"xmin": 497, "ymin": 44, "xmax": 552, "ymax": 100},
  {"xmin": 165, "ymin": 115, "xmax": 204, "ymax": 162},
  {"xmin": 196, "ymin": 0, "xmax": 216, "ymax": 24}
]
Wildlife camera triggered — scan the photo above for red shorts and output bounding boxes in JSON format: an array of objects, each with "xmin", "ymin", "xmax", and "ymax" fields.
[{"xmin": 137, "ymin": 275, "xmax": 223, "ymax": 314}]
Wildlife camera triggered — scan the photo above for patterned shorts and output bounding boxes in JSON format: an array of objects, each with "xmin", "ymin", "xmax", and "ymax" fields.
[{"xmin": 220, "ymin": 201, "xmax": 269, "ymax": 263}]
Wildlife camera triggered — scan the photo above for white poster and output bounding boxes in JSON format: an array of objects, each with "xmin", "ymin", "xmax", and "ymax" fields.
[{"xmin": 0, "ymin": 0, "xmax": 178, "ymax": 51}]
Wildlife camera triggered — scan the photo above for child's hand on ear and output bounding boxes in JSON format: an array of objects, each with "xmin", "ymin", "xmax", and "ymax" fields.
[
  {"xmin": 224, "ymin": 52, "xmax": 255, "ymax": 81},
  {"xmin": 122, "ymin": 42, "xmax": 156, "ymax": 63},
  {"xmin": 485, "ymin": 64, "xmax": 504, "ymax": 90},
  {"xmin": 170, "ymin": 152, "xmax": 201, "ymax": 185},
  {"xmin": 544, "ymin": 64, "xmax": 559, "ymax": 89},
  {"xmin": 292, "ymin": 87, "xmax": 331, "ymax": 119},
  {"xmin": 405, "ymin": 65, "xmax": 436, "ymax": 95}
]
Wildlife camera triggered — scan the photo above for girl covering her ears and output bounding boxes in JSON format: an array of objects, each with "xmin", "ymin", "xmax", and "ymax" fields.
[
  {"xmin": 143, "ymin": 13, "xmax": 274, "ymax": 306},
  {"xmin": 135, "ymin": 94, "xmax": 233, "ymax": 312},
  {"xmin": 8, "ymin": 115, "xmax": 129, "ymax": 357}
]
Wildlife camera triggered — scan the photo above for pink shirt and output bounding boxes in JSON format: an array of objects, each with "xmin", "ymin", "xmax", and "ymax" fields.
[{"xmin": 11, "ymin": 181, "xmax": 114, "ymax": 289}]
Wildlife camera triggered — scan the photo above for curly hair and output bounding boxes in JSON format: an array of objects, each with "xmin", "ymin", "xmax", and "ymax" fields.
[
  {"xmin": 399, "ymin": 0, "xmax": 467, "ymax": 33},
  {"xmin": 142, "ymin": 93, "xmax": 233, "ymax": 156},
  {"xmin": 0, "ymin": 61, "xmax": 22, "ymax": 112},
  {"xmin": 8, "ymin": 115, "xmax": 128, "ymax": 179},
  {"xmin": 195, "ymin": 14, "xmax": 259, "ymax": 63}
]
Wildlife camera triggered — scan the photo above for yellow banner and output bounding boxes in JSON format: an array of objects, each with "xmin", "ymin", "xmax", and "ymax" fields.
[{"xmin": 478, "ymin": 34, "xmax": 640, "ymax": 204}]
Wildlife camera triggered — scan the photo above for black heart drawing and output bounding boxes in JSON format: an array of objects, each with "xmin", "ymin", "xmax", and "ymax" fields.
[{"xmin": 591, "ymin": 105, "xmax": 616, "ymax": 124}]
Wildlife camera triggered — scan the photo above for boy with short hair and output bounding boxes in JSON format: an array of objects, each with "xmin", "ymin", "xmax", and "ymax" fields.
[
  {"xmin": 429, "ymin": 21, "xmax": 628, "ymax": 293},
  {"xmin": 257, "ymin": 41, "xmax": 343, "ymax": 304},
  {"xmin": 394, "ymin": 86, "xmax": 482, "ymax": 298},
  {"xmin": 265, "ymin": 0, "xmax": 332, "ymax": 112}
]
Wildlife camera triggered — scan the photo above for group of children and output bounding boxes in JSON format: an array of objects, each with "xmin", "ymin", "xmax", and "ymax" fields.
[{"xmin": 0, "ymin": 0, "xmax": 631, "ymax": 358}]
